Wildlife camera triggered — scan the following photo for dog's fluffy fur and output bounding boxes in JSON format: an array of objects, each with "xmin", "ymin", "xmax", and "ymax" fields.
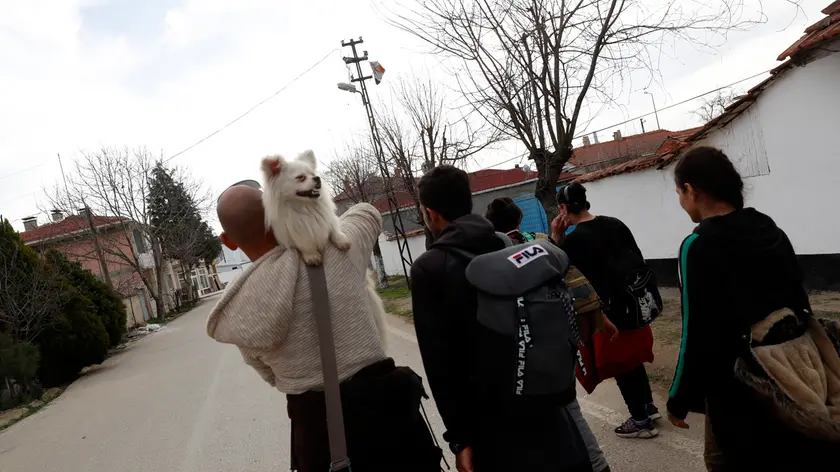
[
  {"xmin": 365, "ymin": 270, "xmax": 388, "ymax": 344},
  {"xmin": 261, "ymin": 150, "xmax": 351, "ymax": 266}
]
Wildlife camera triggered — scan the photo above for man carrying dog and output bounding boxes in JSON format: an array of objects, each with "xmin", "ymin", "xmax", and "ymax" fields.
[{"xmin": 208, "ymin": 181, "xmax": 441, "ymax": 472}]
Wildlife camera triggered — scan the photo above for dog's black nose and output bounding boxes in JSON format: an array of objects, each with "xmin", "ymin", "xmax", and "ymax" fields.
[{"xmin": 313, "ymin": 176, "xmax": 322, "ymax": 189}]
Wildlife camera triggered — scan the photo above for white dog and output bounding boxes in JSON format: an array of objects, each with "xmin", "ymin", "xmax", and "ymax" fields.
[{"xmin": 261, "ymin": 150, "xmax": 351, "ymax": 266}]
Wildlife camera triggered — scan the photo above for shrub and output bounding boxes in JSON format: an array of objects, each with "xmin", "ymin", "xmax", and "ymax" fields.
[
  {"xmin": 45, "ymin": 250, "xmax": 126, "ymax": 347},
  {"xmin": 0, "ymin": 334, "xmax": 42, "ymax": 408},
  {"xmin": 36, "ymin": 294, "xmax": 110, "ymax": 387}
]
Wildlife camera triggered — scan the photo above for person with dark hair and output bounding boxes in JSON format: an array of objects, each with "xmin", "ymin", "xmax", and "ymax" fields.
[
  {"xmin": 485, "ymin": 197, "xmax": 612, "ymax": 472},
  {"xmin": 484, "ymin": 197, "xmax": 544, "ymax": 244},
  {"xmin": 411, "ymin": 165, "xmax": 592, "ymax": 472},
  {"xmin": 669, "ymin": 147, "xmax": 840, "ymax": 470},
  {"xmin": 551, "ymin": 182, "xmax": 661, "ymax": 439}
]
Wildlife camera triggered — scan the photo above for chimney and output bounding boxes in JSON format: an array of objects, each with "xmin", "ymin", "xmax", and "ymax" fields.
[
  {"xmin": 613, "ymin": 130, "xmax": 623, "ymax": 141},
  {"xmin": 592, "ymin": 132, "xmax": 599, "ymax": 144},
  {"xmin": 22, "ymin": 216, "xmax": 38, "ymax": 231},
  {"xmin": 394, "ymin": 166, "xmax": 403, "ymax": 180},
  {"xmin": 582, "ymin": 136, "xmax": 591, "ymax": 146},
  {"xmin": 50, "ymin": 209, "xmax": 65, "ymax": 223},
  {"xmin": 514, "ymin": 164, "xmax": 520, "ymax": 170}
]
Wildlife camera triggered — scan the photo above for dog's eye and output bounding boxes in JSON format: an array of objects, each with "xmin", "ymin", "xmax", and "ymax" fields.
[{"xmin": 295, "ymin": 175, "xmax": 306, "ymax": 182}]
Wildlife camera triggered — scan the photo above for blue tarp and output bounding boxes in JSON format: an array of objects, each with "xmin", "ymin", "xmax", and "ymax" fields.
[{"xmin": 514, "ymin": 195, "xmax": 548, "ymax": 235}]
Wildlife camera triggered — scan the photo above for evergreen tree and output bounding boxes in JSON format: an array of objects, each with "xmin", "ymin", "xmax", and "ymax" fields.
[
  {"xmin": 45, "ymin": 250, "xmax": 126, "ymax": 347},
  {"xmin": 36, "ymin": 251, "xmax": 112, "ymax": 387},
  {"xmin": 0, "ymin": 219, "xmax": 61, "ymax": 343},
  {"xmin": 148, "ymin": 164, "xmax": 204, "ymax": 299}
]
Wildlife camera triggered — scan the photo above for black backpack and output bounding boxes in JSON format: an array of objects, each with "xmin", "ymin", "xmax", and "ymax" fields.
[{"xmin": 603, "ymin": 228, "xmax": 662, "ymax": 330}]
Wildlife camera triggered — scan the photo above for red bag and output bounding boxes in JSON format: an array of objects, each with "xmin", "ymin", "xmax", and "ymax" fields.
[{"xmin": 576, "ymin": 325, "xmax": 655, "ymax": 394}]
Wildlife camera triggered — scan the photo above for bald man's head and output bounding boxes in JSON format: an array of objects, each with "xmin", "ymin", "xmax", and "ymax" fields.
[{"xmin": 217, "ymin": 185, "xmax": 275, "ymax": 257}]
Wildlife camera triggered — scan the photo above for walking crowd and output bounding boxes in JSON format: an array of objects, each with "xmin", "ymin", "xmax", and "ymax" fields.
[{"xmin": 208, "ymin": 146, "xmax": 840, "ymax": 472}]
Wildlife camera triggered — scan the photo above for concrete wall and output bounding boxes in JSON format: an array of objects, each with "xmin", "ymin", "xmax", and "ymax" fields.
[
  {"xmin": 374, "ymin": 233, "xmax": 428, "ymax": 276},
  {"xmin": 581, "ymin": 50, "xmax": 840, "ymax": 288}
]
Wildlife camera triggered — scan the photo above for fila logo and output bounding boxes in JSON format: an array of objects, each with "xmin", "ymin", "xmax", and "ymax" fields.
[{"xmin": 508, "ymin": 245, "xmax": 548, "ymax": 268}]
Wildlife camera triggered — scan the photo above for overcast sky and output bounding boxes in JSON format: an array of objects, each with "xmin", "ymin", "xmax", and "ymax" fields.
[{"xmin": 0, "ymin": 0, "xmax": 825, "ymax": 232}]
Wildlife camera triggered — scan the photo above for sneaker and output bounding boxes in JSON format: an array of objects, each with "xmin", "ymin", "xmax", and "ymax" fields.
[
  {"xmin": 646, "ymin": 403, "xmax": 662, "ymax": 421},
  {"xmin": 615, "ymin": 417, "xmax": 659, "ymax": 439}
]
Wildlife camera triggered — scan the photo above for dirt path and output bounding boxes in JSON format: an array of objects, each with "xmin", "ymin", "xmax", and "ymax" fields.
[{"xmin": 380, "ymin": 280, "xmax": 840, "ymax": 393}]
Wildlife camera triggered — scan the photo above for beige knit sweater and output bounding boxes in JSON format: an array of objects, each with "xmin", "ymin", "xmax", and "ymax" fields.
[{"xmin": 207, "ymin": 203, "xmax": 387, "ymax": 394}]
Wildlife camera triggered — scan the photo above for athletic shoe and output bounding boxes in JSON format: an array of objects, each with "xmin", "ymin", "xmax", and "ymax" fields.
[
  {"xmin": 646, "ymin": 403, "xmax": 662, "ymax": 421},
  {"xmin": 615, "ymin": 417, "xmax": 659, "ymax": 439}
]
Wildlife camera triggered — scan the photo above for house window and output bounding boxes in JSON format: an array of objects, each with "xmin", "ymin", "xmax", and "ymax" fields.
[{"xmin": 133, "ymin": 229, "xmax": 147, "ymax": 253}]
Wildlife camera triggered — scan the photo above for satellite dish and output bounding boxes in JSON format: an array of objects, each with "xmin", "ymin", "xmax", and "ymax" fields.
[{"xmin": 522, "ymin": 164, "xmax": 532, "ymax": 174}]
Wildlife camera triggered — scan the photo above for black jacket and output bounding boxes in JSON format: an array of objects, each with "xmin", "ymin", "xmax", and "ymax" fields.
[
  {"xmin": 410, "ymin": 214, "xmax": 507, "ymax": 448},
  {"xmin": 667, "ymin": 208, "xmax": 819, "ymax": 467},
  {"xmin": 411, "ymin": 215, "xmax": 589, "ymax": 472}
]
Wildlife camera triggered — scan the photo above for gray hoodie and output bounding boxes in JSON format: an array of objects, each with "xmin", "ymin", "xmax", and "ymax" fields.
[{"xmin": 207, "ymin": 203, "xmax": 387, "ymax": 394}]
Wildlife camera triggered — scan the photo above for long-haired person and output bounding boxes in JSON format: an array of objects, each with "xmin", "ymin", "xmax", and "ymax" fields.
[{"xmin": 668, "ymin": 146, "xmax": 840, "ymax": 470}]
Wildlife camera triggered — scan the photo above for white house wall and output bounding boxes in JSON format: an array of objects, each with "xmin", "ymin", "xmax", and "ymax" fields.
[
  {"xmin": 374, "ymin": 234, "xmax": 428, "ymax": 276},
  {"xmin": 585, "ymin": 51, "xmax": 840, "ymax": 260}
]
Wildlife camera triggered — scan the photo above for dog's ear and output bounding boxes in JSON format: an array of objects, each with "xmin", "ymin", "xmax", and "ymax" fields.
[
  {"xmin": 261, "ymin": 155, "xmax": 286, "ymax": 177},
  {"xmin": 296, "ymin": 150, "xmax": 317, "ymax": 170}
]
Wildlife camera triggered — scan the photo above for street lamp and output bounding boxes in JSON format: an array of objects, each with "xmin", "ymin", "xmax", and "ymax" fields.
[
  {"xmin": 644, "ymin": 90, "xmax": 661, "ymax": 130},
  {"xmin": 337, "ymin": 82, "xmax": 358, "ymax": 93}
]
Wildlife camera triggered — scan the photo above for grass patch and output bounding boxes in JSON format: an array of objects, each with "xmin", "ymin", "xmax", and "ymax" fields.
[
  {"xmin": 0, "ymin": 387, "xmax": 64, "ymax": 431},
  {"xmin": 377, "ymin": 276, "xmax": 411, "ymax": 300}
]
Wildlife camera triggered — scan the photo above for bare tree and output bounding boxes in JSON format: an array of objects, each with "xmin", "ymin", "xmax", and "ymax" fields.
[
  {"xmin": 327, "ymin": 139, "xmax": 392, "ymax": 287},
  {"xmin": 45, "ymin": 147, "xmax": 209, "ymax": 318},
  {"xmin": 693, "ymin": 88, "xmax": 742, "ymax": 123},
  {"xmin": 328, "ymin": 139, "xmax": 383, "ymax": 207},
  {"xmin": 380, "ymin": 75, "xmax": 502, "ymax": 246},
  {"xmin": 393, "ymin": 74, "xmax": 500, "ymax": 170},
  {"xmin": 384, "ymin": 0, "xmax": 788, "ymax": 218}
]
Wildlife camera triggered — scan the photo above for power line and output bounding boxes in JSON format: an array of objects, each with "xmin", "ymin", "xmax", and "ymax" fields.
[
  {"xmin": 164, "ymin": 48, "xmax": 340, "ymax": 163},
  {"xmin": 0, "ymin": 162, "xmax": 48, "ymax": 182},
  {"xmin": 575, "ymin": 67, "xmax": 775, "ymax": 139}
]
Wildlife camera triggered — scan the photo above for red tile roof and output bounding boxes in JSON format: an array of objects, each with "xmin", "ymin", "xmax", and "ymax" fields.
[
  {"xmin": 20, "ymin": 215, "xmax": 124, "ymax": 244},
  {"xmin": 575, "ymin": 2, "xmax": 840, "ymax": 185},
  {"xmin": 574, "ymin": 128, "xmax": 701, "ymax": 183},
  {"xmin": 570, "ymin": 129, "xmax": 677, "ymax": 167},
  {"xmin": 366, "ymin": 166, "xmax": 574, "ymax": 213},
  {"xmin": 778, "ymin": 1, "xmax": 840, "ymax": 61}
]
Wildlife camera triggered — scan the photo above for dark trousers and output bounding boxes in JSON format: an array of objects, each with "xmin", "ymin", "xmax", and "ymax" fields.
[
  {"xmin": 286, "ymin": 359, "xmax": 442, "ymax": 472},
  {"xmin": 614, "ymin": 364, "xmax": 654, "ymax": 420}
]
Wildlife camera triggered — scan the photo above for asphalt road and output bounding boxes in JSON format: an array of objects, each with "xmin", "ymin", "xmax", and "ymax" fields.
[{"xmin": 0, "ymin": 294, "xmax": 707, "ymax": 472}]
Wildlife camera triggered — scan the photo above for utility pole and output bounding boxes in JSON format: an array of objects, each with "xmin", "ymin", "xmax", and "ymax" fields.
[
  {"xmin": 58, "ymin": 153, "xmax": 113, "ymax": 289},
  {"xmin": 644, "ymin": 91, "xmax": 661, "ymax": 130},
  {"xmin": 340, "ymin": 36, "xmax": 414, "ymax": 288},
  {"xmin": 639, "ymin": 118, "xmax": 646, "ymax": 133}
]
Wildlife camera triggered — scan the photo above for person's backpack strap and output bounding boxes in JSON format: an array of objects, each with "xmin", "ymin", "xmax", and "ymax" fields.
[{"xmin": 306, "ymin": 264, "xmax": 351, "ymax": 472}]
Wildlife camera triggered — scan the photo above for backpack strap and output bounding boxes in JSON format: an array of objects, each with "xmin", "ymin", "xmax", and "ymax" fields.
[{"xmin": 306, "ymin": 264, "xmax": 351, "ymax": 472}]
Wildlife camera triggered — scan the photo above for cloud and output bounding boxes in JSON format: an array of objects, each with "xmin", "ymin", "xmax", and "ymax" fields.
[{"xmin": 0, "ymin": 0, "xmax": 826, "ymax": 234}]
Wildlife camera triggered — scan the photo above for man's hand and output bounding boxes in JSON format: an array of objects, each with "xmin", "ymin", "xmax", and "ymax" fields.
[
  {"xmin": 456, "ymin": 446, "xmax": 474, "ymax": 472},
  {"xmin": 550, "ymin": 214, "xmax": 568, "ymax": 243},
  {"xmin": 602, "ymin": 313, "xmax": 619, "ymax": 343},
  {"xmin": 668, "ymin": 412, "xmax": 690, "ymax": 429}
]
